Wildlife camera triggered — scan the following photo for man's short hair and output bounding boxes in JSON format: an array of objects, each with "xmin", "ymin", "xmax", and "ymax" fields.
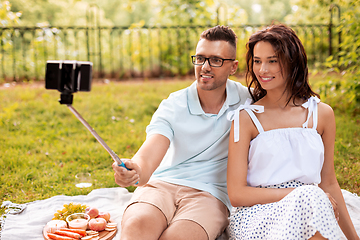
[{"xmin": 200, "ymin": 25, "xmax": 237, "ymax": 49}]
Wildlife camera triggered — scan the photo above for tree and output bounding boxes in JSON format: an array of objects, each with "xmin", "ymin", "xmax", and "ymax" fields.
[
  {"xmin": 284, "ymin": 0, "xmax": 332, "ymax": 23},
  {"xmin": 84, "ymin": 0, "xmax": 153, "ymax": 26},
  {"xmin": 0, "ymin": 1, "xmax": 22, "ymax": 26},
  {"xmin": 151, "ymin": 0, "xmax": 215, "ymax": 26},
  {"xmin": 9, "ymin": 0, "xmax": 61, "ymax": 26},
  {"xmin": 224, "ymin": 0, "xmax": 292, "ymax": 25},
  {"xmin": 8, "ymin": 0, "xmax": 113, "ymax": 26},
  {"xmin": 323, "ymin": 0, "xmax": 360, "ymax": 114}
]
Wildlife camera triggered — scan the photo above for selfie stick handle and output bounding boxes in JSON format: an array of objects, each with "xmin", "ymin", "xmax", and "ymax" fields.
[{"xmin": 66, "ymin": 104, "xmax": 128, "ymax": 169}]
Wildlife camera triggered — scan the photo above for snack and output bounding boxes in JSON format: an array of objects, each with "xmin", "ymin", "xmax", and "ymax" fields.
[
  {"xmin": 47, "ymin": 232, "xmax": 76, "ymax": 240},
  {"xmin": 44, "ymin": 220, "xmax": 68, "ymax": 234},
  {"xmin": 45, "ymin": 203, "xmax": 116, "ymax": 240},
  {"xmin": 53, "ymin": 203, "xmax": 88, "ymax": 221},
  {"xmin": 88, "ymin": 218, "xmax": 107, "ymax": 231},
  {"xmin": 96, "ymin": 212, "xmax": 110, "ymax": 222},
  {"xmin": 85, "ymin": 207, "xmax": 99, "ymax": 218},
  {"xmin": 54, "ymin": 230, "xmax": 81, "ymax": 239},
  {"xmin": 58, "ymin": 228, "xmax": 86, "ymax": 237},
  {"xmin": 66, "ymin": 213, "xmax": 90, "ymax": 230}
]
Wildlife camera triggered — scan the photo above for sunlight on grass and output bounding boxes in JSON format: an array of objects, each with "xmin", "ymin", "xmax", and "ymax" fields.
[
  {"xmin": 0, "ymin": 79, "xmax": 192, "ymax": 204},
  {"xmin": 0, "ymin": 76, "xmax": 359, "ymax": 208}
]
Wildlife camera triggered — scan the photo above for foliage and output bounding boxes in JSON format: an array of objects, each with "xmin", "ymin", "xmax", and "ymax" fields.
[
  {"xmin": 284, "ymin": 0, "xmax": 333, "ymax": 24},
  {"xmin": 0, "ymin": 24, "xmax": 333, "ymax": 82},
  {"xmin": 226, "ymin": 0, "xmax": 292, "ymax": 25},
  {"xmin": 9, "ymin": 0, "xmax": 71, "ymax": 26},
  {"xmin": 0, "ymin": 0, "xmax": 349, "ymax": 82},
  {"xmin": 0, "ymin": 1, "xmax": 22, "ymax": 26},
  {"xmin": 0, "ymin": 2, "xmax": 23, "ymax": 81},
  {"xmin": 322, "ymin": 0, "xmax": 360, "ymax": 115},
  {"xmin": 84, "ymin": 0, "xmax": 153, "ymax": 27},
  {"xmin": 154, "ymin": 0, "xmax": 215, "ymax": 26},
  {"xmin": 8, "ymin": 0, "xmax": 113, "ymax": 26},
  {"xmin": 5, "ymin": 0, "xmax": 305, "ymax": 27},
  {"xmin": 284, "ymin": 0, "xmax": 354, "ymax": 24}
]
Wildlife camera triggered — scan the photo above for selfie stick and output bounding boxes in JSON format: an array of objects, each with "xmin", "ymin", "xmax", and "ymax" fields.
[{"xmin": 66, "ymin": 104, "xmax": 128, "ymax": 169}]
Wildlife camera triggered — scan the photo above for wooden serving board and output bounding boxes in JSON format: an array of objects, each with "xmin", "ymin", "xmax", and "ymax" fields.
[{"xmin": 43, "ymin": 221, "xmax": 118, "ymax": 240}]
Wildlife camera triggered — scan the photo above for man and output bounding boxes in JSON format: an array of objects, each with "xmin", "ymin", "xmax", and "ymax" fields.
[{"xmin": 112, "ymin": 25, "xmax": 251, "ymax": 240}]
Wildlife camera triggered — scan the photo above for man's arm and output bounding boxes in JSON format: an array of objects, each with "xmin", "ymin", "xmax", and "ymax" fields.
[{"xmin": 112, "ymin": 134, "xmax": 170, "ymax": 187}]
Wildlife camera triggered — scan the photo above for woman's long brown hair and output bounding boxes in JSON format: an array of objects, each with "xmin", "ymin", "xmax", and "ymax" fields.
[{"xmin": 245, "ymin": 24, "xmax": 319, "ymax": 105}]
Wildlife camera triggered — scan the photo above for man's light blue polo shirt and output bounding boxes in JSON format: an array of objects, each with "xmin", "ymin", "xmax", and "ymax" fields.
[{"xmin": 146, "ymin": 79, "xmax": 251, "ymax": 210}]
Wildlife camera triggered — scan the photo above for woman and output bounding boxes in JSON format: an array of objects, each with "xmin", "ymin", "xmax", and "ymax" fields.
[{"xmin": 227, "ymin": 24, "xmax": 359, "ymax": 239}]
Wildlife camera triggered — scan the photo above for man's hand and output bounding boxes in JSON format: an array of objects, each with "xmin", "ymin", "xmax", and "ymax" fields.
[
  {"xmin": 112, "ymin": 159, "xmax": 141, "ymax": 187},
  {"xmin": 326, "ymin": 192, "xmax": 339, "ymax": 221}
]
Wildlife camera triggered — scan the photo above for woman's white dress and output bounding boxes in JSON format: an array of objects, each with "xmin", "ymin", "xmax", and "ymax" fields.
[{"xmin": 227, "ymin": 97, "xmax": 343, "ymax": 239}]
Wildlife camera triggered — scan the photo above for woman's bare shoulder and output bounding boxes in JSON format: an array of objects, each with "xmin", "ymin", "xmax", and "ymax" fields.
[{"xmin": 318, "ymin": 101, "xmax": 334, "ymax": 118}]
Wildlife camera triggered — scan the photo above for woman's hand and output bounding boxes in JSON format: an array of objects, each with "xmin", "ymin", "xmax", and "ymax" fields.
[{"xmin": 325, "ymin": 192, "xmax": 339, "ymax": 222}]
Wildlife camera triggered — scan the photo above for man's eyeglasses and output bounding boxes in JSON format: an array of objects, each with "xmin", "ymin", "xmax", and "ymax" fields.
[{"xmin": 191, "ymin": 55, "xmax": 235, "ymax": 67}]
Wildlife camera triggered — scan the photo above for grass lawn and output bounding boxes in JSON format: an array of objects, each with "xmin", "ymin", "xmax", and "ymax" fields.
[
  {"xmin": 0, "ymin": 74, "xmax": 359, "ymax": 213},
  {"xmin": 0, "ymin": 78, "xmax": 193, "ymax": 205}
]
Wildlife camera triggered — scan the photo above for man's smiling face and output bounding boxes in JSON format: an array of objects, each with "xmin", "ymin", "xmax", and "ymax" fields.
[{"xmin": 194, "ymin": 39, "xmax": 238, "ymax": 92}]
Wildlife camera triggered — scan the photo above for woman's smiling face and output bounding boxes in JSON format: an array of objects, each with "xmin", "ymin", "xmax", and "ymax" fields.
[{"xmin": 252, "ymin": 41, "xmax": 286, "ymax": 92}]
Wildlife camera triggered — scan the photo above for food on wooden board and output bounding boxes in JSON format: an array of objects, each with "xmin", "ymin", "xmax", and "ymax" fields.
[
  {"xmin": 45, "ymin": 203, "xmax": 116, "ymax": 240},
  {"xmin": 54, "ymin": 229, "xmax": 81, "ymax": 239},
  {"xmin": 85, "ymin": 207, "xmax": 99, "ymax": 219},
  {"xmin": 88, "ymin": 218, "xmax": 107, "ymax": 231},
  {"xmin": 104, "ymin": 222, "xmax": 117, "ymax": 231},
  {"xmin": 66, "ymin": 213, "xmax": 90, "ymax": 230},
  {"xmin": 85, "ymin": 207, "xmax": 111, "ymax": 222},
  {"xmin": 44, "ymin": 220, "xmax": 68, "ymax": 234},
  {"xmin": 53, "ymin": 203, "xmax": 88, "ymax": 221},
  {"xmin": 58, "ymin": 228, "xmax": 86, "ymax": 237},
  {"xmin": 47, "ymin": 232, "xmax": 77, "ymax": 240},
  {"xmin": 96, "ymin": 212, "xmax": 110, "ymax": 222}
]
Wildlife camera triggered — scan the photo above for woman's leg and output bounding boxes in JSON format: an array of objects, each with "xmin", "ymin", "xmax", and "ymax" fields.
[{"xmin": 309, "ymin": 231, "xmax": 327, "ymax": 240}]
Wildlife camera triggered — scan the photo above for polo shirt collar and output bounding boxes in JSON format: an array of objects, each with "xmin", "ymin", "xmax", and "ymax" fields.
[{"xmin": 188, "ymin": 80, "xmax": 240, "ymax": 116}]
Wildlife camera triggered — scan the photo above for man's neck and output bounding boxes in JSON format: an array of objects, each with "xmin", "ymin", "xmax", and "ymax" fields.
[{"xmin": 198, "ymin": 87, "xmax": 227, "ymax": 114}]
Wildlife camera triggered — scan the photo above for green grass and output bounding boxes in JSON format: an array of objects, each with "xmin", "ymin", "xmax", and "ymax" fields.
[
  {"xmin": 311, "ymin": 72, "xmax": 360, "ymax": 194},
  {"xmin": 0, "ymin": 74, "xmax": 359, "ymax": 211},
  {"xmin": 0, "ymin": 79, "xmax": 193, "ymax": 205}
]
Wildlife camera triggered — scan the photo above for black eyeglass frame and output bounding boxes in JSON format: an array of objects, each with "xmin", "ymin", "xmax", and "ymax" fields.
[{"xmin": 191, "ymin": 55, "xmax": 235, "ymax": 67}]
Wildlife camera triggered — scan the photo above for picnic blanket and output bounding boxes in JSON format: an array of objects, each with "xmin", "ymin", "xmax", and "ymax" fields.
[{"xmin": 1, "ymin": 187, "xmax": 360, "ymax": 240}]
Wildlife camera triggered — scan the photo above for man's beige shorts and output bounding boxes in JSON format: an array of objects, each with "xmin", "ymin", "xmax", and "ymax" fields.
[{"xmin": 126, "ymin": 180, "xmax": 229, "ymax": 240}]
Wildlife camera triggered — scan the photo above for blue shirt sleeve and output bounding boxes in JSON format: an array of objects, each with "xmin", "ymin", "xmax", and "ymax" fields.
[{"xmin": 146, "ymin": 95, "xmax": 176, "ymax": 142}]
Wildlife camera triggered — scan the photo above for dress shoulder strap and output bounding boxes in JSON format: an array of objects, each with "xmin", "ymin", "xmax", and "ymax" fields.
[
  {"xmin": 227, "ymin": 98, "xmax": 264, "ymax": 142},
  {"xmin": 245, "ymin": 108, "xmax": 264, "ymax": 134},
  {"xmin": 302, "ymin": 96, "xmax": 320, "ymax": 129}
]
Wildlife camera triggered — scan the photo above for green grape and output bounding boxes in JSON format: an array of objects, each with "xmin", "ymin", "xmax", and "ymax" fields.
[{"xmin": 52, "ymin": 202, "xmax": 88, "ymax": 220}]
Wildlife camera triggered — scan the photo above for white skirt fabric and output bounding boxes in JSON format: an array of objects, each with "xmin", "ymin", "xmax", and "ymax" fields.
[{"xmin": 228, "ymin": 180, "xmax": 343, "ymax": 240}]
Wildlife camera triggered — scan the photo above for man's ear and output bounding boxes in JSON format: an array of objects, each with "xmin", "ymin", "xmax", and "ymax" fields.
[{"xmin": 230, "ymin": 60, "xmax": 239, "ymax": 75}]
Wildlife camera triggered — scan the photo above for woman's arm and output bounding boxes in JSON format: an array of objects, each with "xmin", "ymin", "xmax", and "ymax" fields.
[
  {"xmin": 318, "ymin": 102, "xmax": 359, "ymax": 240},
  {"xmin": 227, "ymin": 110, "xmax": 293, "ymax": 207}
]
